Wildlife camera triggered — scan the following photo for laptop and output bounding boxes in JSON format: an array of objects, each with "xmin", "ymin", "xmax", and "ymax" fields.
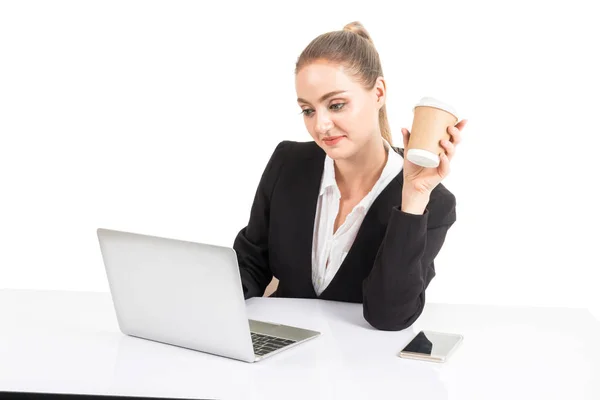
[{"xmin": 96, "ymin": 228, "xmax": 320, "ymax": 363}]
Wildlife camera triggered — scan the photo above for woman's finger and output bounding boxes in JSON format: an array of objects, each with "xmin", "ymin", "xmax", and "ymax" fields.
[
  {"xmin": 437, "ymin": 152, "xmax": 451, "ymax": 179},
  {"xmin": 440, "ymin": 139, "xmax": 455, "ymax": 161},
  {"xmin": 448, "ymin": 119, "xmax": 467, "ymax": 144},
  {"xmin": 455, "ymin": 119, "xmax": 468, "ymax": 130},
  {"xmin": 447, "ymin": 126, "xmax": 461, "ymax": 145},
  {"xmin": 401, "ymin": 128, "xmax": 410, "ymax": 150}
]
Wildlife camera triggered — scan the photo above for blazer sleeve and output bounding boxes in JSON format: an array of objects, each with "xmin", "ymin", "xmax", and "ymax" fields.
[
  {"xmin": 362, "ymin": 189, "xmax": 457, "ymax": 331},
  {"xmin": 233, "ymin": 141, "xmax": 289, "ymax": 299}
]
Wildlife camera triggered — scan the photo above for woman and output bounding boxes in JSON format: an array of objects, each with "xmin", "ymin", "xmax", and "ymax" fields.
[{"xmin": 233, "ymin": 21, "xmax": 467, "ymax": 331}]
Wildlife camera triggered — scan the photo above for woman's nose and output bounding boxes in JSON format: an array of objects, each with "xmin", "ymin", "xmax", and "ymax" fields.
[{"xmin": 315, "ymin": 112, "xmax": 333, "ymax": 134}]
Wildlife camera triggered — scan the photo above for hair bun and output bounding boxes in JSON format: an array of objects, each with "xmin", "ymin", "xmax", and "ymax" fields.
[{"xmin": 343, "ymin": 21, "xmax": 373, "ymax": 44}]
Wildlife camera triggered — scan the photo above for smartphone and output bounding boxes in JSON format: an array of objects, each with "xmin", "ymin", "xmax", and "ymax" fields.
[{"xmin": 398, "ymin": 330, "xmax": 463, "ymax": 363}]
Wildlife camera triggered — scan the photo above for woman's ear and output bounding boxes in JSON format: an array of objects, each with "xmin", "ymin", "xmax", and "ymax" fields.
[{"xmin": 375, "ymin": 76, "xmax": 386, "ymax": 108}]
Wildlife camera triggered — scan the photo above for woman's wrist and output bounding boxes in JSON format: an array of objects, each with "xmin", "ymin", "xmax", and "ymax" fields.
[{"xmin": 401, "ymin": 190, "xmax": 430, "ymax": 215}]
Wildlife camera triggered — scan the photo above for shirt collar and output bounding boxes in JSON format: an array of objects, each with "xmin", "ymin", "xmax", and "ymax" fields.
[{"xmin": 319, "ymin": 152, "xmax": 337, "ymax": 196}]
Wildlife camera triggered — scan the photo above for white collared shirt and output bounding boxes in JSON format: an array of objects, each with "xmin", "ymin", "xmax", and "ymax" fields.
[{"xmin": 311, "ymin": 138, "xmax": 404, "ymax": 295}]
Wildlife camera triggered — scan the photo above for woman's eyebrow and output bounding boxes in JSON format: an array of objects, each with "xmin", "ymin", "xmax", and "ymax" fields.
[{"xmin": 297, "ymin": 90, "xmax": 347, "ymax": 105}]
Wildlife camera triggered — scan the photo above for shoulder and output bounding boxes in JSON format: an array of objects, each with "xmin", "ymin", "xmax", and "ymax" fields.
[
  {"xmin": 266, "ymin": 140, "xmax": 323, "ymax": 171},
  {"xmin": 271, "ymin": 140, "xmax": 322, "ymax": 159},
  {"xmin": 260, "ymin": 140, "xmax": 323, "ymax": 184}
]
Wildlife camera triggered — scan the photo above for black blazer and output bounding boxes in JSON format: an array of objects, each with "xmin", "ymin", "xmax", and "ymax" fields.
[{"xmin": 233, "ymin": 140, "xmax": 457, "ymax": 331}]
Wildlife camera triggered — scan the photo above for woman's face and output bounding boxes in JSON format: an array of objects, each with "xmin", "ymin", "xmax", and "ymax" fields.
[{"xmin": 295, "ymin": 60, "xmax": 385, "ymax": 160}]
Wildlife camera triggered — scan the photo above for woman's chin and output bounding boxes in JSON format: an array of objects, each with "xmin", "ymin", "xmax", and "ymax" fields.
[{"xmin": 323, "ymin": 144, "xmax": 353, "ymax": 160}]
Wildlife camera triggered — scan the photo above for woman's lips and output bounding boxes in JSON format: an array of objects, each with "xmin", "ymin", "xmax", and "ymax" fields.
[{"xmin": 323, "ymin": 136, "xmax": 345, "ymax": 146}]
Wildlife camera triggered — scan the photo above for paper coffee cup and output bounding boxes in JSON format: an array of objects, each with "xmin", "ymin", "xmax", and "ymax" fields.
[{"xmin": 406, "ymin": 97, "xmax": 459, "ymax": 168}]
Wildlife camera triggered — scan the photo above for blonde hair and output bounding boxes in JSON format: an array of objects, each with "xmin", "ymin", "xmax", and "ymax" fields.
[{"xmin": 295, "ymin": 21, "xmax": 392, "ymax": 145}]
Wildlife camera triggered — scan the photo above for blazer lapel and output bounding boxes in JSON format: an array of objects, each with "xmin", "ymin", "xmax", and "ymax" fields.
[{"xmin": 285, "ymin": 145, "xmax": 326, "ymax": 298}]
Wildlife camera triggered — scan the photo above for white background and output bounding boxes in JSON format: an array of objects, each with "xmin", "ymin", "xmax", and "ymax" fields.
[{"xmin": 1, "ymin": 1, "xmax": 598, "ymax": 319}]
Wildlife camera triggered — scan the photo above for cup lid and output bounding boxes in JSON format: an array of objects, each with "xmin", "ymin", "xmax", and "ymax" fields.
[
  {"xmin": 413, "ymin": 97, "xmax": 459, "ymax": 120},
  {"xmin": 406, "ymin": 148, "xmax": 440, "ymax": 168}
]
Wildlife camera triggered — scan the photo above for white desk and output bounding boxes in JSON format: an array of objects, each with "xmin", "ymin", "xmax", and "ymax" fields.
[{"xmin": 1, "ymin": 289, "xmax": 599, "ymax": 400}]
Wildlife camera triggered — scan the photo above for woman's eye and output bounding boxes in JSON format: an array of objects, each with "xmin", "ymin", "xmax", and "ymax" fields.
[{"xmin": 300, "ymin": 103, "xmax": 344, "ymax": 117}]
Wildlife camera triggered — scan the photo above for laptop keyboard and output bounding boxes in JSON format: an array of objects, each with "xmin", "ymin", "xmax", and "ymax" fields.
[{"xmin": 251, "ymin": 332, "xmax": 296, "ymax": 356}]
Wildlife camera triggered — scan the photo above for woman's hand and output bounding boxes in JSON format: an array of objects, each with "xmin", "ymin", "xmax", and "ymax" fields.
[{"xmin": 400, "ymin": 119, "xmax": 467, "ymax": 214}]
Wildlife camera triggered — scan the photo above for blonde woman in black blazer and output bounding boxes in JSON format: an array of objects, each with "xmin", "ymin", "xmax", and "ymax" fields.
[{"xmin": 234, "ymin": 22, "xmax": 468, "ymax": 331}]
